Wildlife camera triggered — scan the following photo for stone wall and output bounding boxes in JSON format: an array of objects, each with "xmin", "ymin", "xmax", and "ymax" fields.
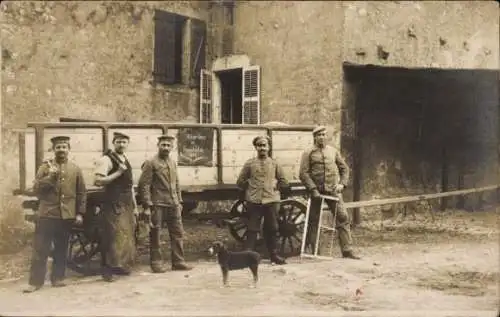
[
  {"xmin": 232, "ymin": 1, "xmax": 346, "ymax": 139},
  {"xmin": 1, "ymin": 0, "xmax": 498, "ymax": 204},
  {"xmin": 343, "ymin": 1, "xmax": 499, "ymax": 69},
  {"xmin": 1, "ymin": 1, "xmax": 218, "ymax": 194},
  {"xmin": 232, "ymin": 1, "xmax": 499, "ymax": 202}
]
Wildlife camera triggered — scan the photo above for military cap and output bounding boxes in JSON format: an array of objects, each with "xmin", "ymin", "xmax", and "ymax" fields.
[
  {"xmin": 252, "ymin": 135, "xmax": 271, "ymax": 146},
  {"xmin": 312, "ymin": 125, "xmax": 327, "ymax": 136},
  {"xmin": 50, "ymin": 136, "xmax": 70, "ymax": 144},
  {"xmin": 112, "ymin": 132, "xmax": 130, "ymax": 142},
  {"xmin": 157, "ymin": 134, "xmax": 175, "ymax": 142}
]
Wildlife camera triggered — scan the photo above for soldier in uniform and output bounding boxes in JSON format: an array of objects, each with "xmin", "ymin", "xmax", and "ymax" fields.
[
  {"xmin": 24, "ymin": 136, "xmax": 87, "ymax": 293},
  {"xmin": 236, "ymin": 135, "xmax": 289, "ymax": 265},
  {"xmin": 299, "ymin": 126, "xmax": 360, "ymax": 259},
  {"xmin": 94, "ymin": 132, "xmax": 138, "ymax": 282},
  {"xmin": 138, "ymin": 135, "xmax": 192, "ymax": 272}
]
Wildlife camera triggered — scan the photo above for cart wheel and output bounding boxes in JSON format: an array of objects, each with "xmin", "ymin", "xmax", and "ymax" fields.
[
  {"xmin": 66, "ymin": 205, "xmax": 102, "ymax": 276},
  {"xmin": 67, "ymin": 230, "xmax": 101, "ymax": 275},
  {"xmin": 277, "ymin": 199, "xmax": 307, "ymax": 256},
  {"xmin": 228, "ymin": 200, "xmax": 263, "ymax": 243}
]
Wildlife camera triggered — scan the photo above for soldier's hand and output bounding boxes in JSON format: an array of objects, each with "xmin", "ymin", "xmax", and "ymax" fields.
[
  {"xmin": 311, "ymin": 189, "xmax": 321, "ymax": 198},
  {"xmin": 143, "ymin": 207, "xmax": 151, "ymax": 217},
  {"xmin": 75, "ymin": 214, "xmax": 84, "ymax": 226},
  {"xmin": 142, "ymin": 208, "xmax": 153, "ymax": 227},
  {"xmin": 334, "ymin": 184, "xmax": 345, "ymax": 194},
  {"xmin": 48, "ymin": 165, "xmax": 58, "ymax": 175}
]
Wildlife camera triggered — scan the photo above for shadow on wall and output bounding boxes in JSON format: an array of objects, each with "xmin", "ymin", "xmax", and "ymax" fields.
[{"xmin": 341, "ymin": 63, "xmax": 499, "ymax": 211}]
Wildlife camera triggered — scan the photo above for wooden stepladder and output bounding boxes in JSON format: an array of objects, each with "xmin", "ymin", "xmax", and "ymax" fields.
[{"xmin": 300, "ymin": 194, "xmax": 340, "ymax": 260}]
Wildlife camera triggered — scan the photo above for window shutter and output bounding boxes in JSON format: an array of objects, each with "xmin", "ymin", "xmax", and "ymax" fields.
[
  {"xmin": 242, "ymin": 66, "xmax": 261, "ymax": 125},
  {"xmin": 200, "ymin": 69, "xmax": 213, "ymax": 123},
  {"xmin": 153, "ymin": 10, "xmax": 177, "ymax": 84},
  {"xmin": 190, "ymin": 19, "xmax": 206, "ymax": 86}
]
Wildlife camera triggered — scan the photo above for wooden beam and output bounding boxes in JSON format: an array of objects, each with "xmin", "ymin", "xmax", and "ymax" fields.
[{"xmin": 343, "ymin": 184, "xmax": 500, "ymax": 210}]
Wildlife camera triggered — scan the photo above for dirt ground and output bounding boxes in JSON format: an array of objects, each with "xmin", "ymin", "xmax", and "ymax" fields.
[{"xmin": 0, "ymin": 208, "xmax": 498, "ymax": 317}]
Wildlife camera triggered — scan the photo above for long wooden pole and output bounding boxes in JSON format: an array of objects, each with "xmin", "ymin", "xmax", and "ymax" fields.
[{"xmin": 343, "ymin": 184, "xmax": 500, "ymax": 210}]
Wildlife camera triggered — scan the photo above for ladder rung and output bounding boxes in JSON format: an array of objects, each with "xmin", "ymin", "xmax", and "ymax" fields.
[{"xmin": 319, "ymin": 226, "xmax": 336, "ymax": 232}]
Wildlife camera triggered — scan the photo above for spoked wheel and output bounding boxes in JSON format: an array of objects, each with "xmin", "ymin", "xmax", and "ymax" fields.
[
  {"xmin": 277, "ymin": 199, "xmax": 307, "ymax": 257},
  {"xmin": 227, "ymin": 200, "xmax": 263, "ymax": 244},
  {"xmin": 67, "ymin": 229, "xmax": 101, "ymax": 276},
  {"xmin": 66, "ymin": 205, "xmax": 103, "ymax": 276}
]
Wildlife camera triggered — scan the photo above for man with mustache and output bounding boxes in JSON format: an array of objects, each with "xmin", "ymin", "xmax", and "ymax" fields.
[
  {"xmin": 299, "ymin": 126, "xmax": 360, "ymax": 259},
  {"xmin": 24, "ymin": 136, "xmax": 87, "ymax": 293},
  {"xmin": 94, "ymin": 132, "xmax": 138, "ymax": 282},
  {"xmin": 236, "ymin": 135, "xmax": 290, "ymax": 265},
  {"xmin": 138, "ymin": 134, "xmax": 192, "ymax": 273}
]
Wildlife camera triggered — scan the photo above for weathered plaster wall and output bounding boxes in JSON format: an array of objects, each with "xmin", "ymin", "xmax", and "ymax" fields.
[
  {"xmin": 233, "ymin": 1, "xmax": 499, "ymax": 204},
  {"xmin": 340, "ymin": 1, "xmax": 499, "ymax": 202},
  {"xmin": 1, "ymin": 1, "xmax": 214, "ymax": 195},
  {"xmin": 342, "ymin": 1, "xmax": 499, "ymax": 69},
  {"xmin": 232, "ymin": 1, "xmax": 345, "ymax": 142}
]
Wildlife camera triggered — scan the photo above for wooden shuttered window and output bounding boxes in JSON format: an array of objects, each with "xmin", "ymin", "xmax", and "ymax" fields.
[
  {"xmin": 190, "ymin": 19, "xmax": 207, "ymax": 87},
  {"xmin": 199, "ymin": 69, "xmax": 213, "ymax": 123},
  {"xmin": 242, "ymin": 66, "xmax": 261, "ymax": 124},
  {"xmin": 153, "ymin": 10, "xmax": 185, "ymax": 85}
]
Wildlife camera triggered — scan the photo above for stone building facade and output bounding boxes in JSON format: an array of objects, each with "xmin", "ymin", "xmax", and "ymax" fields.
[{"xmin": 1, "ymin": 1, "xmax": 499, "ymax": 204}]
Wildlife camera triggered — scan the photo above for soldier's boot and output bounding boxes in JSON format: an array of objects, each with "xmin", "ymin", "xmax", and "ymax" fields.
[
  {"xmin": 23, "ymin": 285, "xmax": 42, "ymax": 293},
  {"xmin": 245, "ymin": 231, "xmax": 258, "ymax": 251},
  {"xmin": 265, "ymin": 233, "xmax": 287, "ymax": 265},
  {"xmin": 150, "ymin": 227, "xmax": 167, "ymax": 273},
  {"xmin": 342, "ymin": 250, "xmax": 361, "ymax": 260}
]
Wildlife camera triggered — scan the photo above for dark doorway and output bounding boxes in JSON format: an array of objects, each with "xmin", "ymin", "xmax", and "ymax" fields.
[
  {"xmin": 341, "ymin": 63, "xmax": 499, "ymax": 223},
  {"xmin": 218, "ymin": 68, "xmax": 243, "ymax": 124}
]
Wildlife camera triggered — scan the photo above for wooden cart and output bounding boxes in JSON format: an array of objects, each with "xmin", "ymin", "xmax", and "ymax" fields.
[{"xmin": 14, "ymin": 121, "xmax": 315, "ymax": 274}]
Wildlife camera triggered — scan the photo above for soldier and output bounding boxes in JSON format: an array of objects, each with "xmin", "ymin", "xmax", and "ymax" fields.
[
  {"xmin": 24, "ymin": 136, "xmax": 87, "ymax": 293},
  {"xmin": 138, "ymin": 135, "xmax": 192, "ymax": 272},
  {"xmin": 236, "ymin": 135, "xmax": 289, "ymax": 265},
  {"xmin": 94, "ymin": 132, "xmax": 138, "ymax": 282},
  {"xmin": 299, "ymin": 126, "xmax": 360, "ymax": 259}
]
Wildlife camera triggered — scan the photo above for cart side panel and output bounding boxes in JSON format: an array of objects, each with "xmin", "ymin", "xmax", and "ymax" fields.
[
  {"xmin": 165, "ymin": 128, "xmax": 218, "ymax": 186},
  {"xmin": 221, "ymin": 129, "xmax": 268, "ymax": 184},
  {"xmin": 43, "ymin": 128, "xmax": 104, "ymax": 188},
  {"xmin": 272, "ymin": 131, "xmax": 314, "ymax": 182}
]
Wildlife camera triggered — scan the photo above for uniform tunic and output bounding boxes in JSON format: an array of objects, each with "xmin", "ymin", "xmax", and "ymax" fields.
[
  {"xmin": 236, "ymin": 156, "xmax": 290, "ymax": 255},
  {"xmin": 299, "ymin": 144, "xmax": 353, "ymax": 253},
  {"xmin": 29, "ymin": 158, "xmax": 87, "ymax": 287},
  {"xmin": 138, "ymin": 155, "xmax": 186, "ymax": 266}
]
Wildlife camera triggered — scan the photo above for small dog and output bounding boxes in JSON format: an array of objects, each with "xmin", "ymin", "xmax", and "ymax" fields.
[{"xmin": 208, "ymin": 241, "xmax": 260, "ymax": 287}]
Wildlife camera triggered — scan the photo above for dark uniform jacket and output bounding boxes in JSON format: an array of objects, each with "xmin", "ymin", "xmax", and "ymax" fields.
[
  {"xmin": 33, "ymin": 158, "xmax": 87, "ymax": 219},
  {"xmin": 299, "ymin": 144, "xmax": 349, "ymax": 193},
  {"xmin": 138, "ymin": 155, "xmax": 182, "ymax": 208},
  {"xmin": 237, "ymin": 157, "xmax": 289, "ymax": 204}
]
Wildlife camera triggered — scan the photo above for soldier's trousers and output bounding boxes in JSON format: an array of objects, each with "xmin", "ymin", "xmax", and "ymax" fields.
[
  {"xmin": 28, "ymin": 217, "xmax": 72, "ymax": 287},
  {"xmin": 150, "ymin": 205, "xmax": 186, "ymax": 267},
  {"xmin": 245, "ymin": 202, "xmax": 280, "ymax": 257},
  {"xmin": 306, "ymin": 192, "xmax": 353, "ymax": 253}
]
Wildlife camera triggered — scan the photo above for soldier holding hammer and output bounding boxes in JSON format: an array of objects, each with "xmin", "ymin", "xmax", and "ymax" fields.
[
  {"xmin": 94, "ymin": 132, "xmax": 138, "ymax": 282},
  {"xmin": 24, "ymin": 136, "xmax": 87, "ymax": 293}
]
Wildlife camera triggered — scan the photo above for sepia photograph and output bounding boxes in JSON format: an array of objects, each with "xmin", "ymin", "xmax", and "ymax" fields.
[{"xmin": 0, "ymin": 1, "xmax": 499, "ymax": 316}]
